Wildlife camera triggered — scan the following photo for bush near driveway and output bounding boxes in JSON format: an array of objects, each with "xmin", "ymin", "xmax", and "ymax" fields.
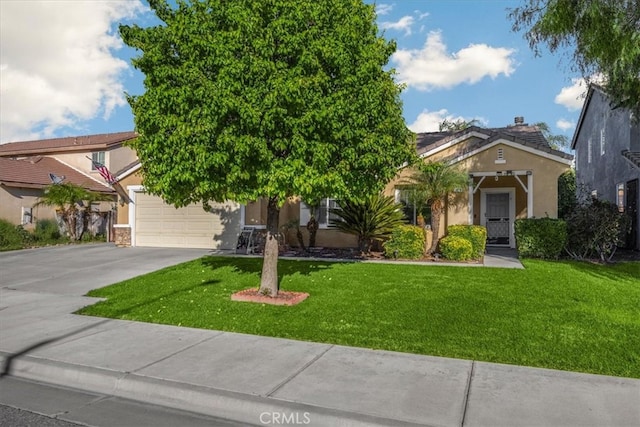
[
  {"xmin": 439, "ymin": 235, "xmax": 474, "ymax": 261},
  {"xmin": 446, "ymin": 225, "xmax": 487, "ymax": 259},
  {"xmin": 515, "ymin": 217, "xmax": 567, "ymax": 259},
  {"xmin": 0, "ymin": 219, "xmax": 24, "ymax": 251}
]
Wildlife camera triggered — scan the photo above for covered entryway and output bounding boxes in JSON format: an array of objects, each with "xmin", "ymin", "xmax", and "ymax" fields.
[{"xmin": 132, "ymin": 191, "xmax": 242, "ymax": 249}]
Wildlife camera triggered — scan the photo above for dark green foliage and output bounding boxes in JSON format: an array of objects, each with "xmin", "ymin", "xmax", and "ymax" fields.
[
  {"xmin": 329, "ymin": 194, "xmax": 406, "ymax": 253},
  {"xmin": 515, "ymin": 218, "xmax": 567, "ymax": 259},
  {"xmin": 565, "ymin": 198, "xmax": 632, "ymax": 262},
  {"xmin": 34, "ymin": 219, "xmax": 61, "ymax": 242},
  {"xmin": 510, "ymin": 0, "xmax": 640, "ymax": 119},
  {"xmin": 0, "ymin": 219, "xmax": 25, "ymax": 250},
  {"xmin": 447, "ymin": 225, "xmax": 487, "ymax": 259},
  {"xmin": 120, "ymin": 0, "xmax": 415, "ymax": 293},
  {"xmin": 557, "ymin": 169, "xmax": 577, "ymax": 220},
  {"xmin": 439, "ymin": 235, "xmax": 474, "ymax": 261},
  {"xmin": 383, "ymin": 225, "xmax": 425, "ymax": 259}
]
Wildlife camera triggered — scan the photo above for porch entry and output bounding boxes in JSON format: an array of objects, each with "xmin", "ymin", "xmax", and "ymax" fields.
[{"xmin": 480, "ymin": 188, "xmax": 515, "ymax": 247}]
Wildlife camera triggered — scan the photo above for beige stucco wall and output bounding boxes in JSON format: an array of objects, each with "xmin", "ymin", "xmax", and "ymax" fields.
[
  {"xmin": 385, "ymin": 140, "xmax": 571, "ymax": 238},
  {"xmin": 0, "ymin": 186, "xmax": 56, "ymax": 229},
  {"xmin": 52, "ymin": 146, "xmax": 137, "ymax": 178}
]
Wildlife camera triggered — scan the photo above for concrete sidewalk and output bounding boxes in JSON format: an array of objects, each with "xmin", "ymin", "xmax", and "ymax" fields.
[{"xmin": 1, "ymin": 245, "xmax": 637, "ymax": 426}]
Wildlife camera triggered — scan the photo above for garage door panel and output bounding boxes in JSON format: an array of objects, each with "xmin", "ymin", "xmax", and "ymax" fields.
[{"xmin": 134, "ymin": 192, "xmax": 241, "ymax": 249}]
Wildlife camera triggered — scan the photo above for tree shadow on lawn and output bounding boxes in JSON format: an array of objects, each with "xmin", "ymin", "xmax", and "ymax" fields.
[
  {"xmin": 199, "ymin": 255, "xmax": 341, "ymax": 285},
  {"xmin": 558, "ymin": 259, "xmax": 640, "ymax": 283}
]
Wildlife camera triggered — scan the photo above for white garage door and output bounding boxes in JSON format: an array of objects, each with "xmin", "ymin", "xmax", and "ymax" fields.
[{"xmin": 134, "ymin": 192, "xmax": 241, "ymax": 249}]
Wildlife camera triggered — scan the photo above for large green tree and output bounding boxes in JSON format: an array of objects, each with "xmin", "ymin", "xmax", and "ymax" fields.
[
  {"xmin": 121, "ymin": 0, "xmax": 415, "ymax": 296},
  {"xmin": 510, "ymin": 0, "xmax": 640, "ymax": 117}
]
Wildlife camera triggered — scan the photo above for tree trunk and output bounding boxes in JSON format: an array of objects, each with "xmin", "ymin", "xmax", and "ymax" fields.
[
  {"xmin": 428, "ymin": 200, "xmax": 443, "ymax": 254},
  {"xmin": 259, "ymin": 196, "xmax": 280, "ymax": 296},
  {"xmin": 307, "ymin": 216, "xmax": 319, "ymax": 248}
]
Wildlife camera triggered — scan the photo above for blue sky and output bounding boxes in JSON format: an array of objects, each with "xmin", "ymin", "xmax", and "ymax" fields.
[{"xmin": 0, "ymin": 1, "xmax": 587, "ymax": 146}]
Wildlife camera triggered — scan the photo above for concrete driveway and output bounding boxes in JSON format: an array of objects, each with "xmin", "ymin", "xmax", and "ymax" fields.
[{"xmin": 0, "ymin": 243, "xmax": 212, "ymax": 296}]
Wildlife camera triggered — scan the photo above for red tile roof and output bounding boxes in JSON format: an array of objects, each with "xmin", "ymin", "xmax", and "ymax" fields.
[
  {"xmin": 0, "ymin": 157, "xmax": 115, "ymax": 193},
  {"xmin": 0, "ymin": 131, "xmax": 138, "ymax": 157}
]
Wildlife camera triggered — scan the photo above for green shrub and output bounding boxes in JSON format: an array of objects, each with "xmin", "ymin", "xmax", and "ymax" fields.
[
  {"xmin": 565, "ymin": 198, "xmax": 631, "ymax": 262},
  {"xmin": 439, "ymin": 235, "xmax": 474, "ymax": 261},
  {"xmin": 447, "ymin": 225, "xmax": 487, "ymax": 259},
  {"xmin": 330, "ymin": 194, "xmax": 407, "ymax": 253},
  {"xmin": 34, "ymin": 219, "xmax": 61, "ymax": 241},
  {"xmin": 383, "ymin": 225, "xmax": 425, "ymax": 259},
  {"xmin": 515, "ymin": 217, "xmax": 567, "ymax": 259},
  {"xmin": 0, "ymin": 219, "xmax": 25, "ymax": 251}
]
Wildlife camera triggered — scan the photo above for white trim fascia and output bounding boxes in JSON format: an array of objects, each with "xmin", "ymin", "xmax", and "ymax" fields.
[
  {"xmin": 116, "ymin": 162, "xmax": 142, "ymax": 181},
  {"xmin": 527, "ymin": 173, "xmax": 534, "ymax": 218},
  {"xmin": 419, "ymin": 131, "xmax": 489, "ymax": 159},
  {"xmin": 113, "ymin": 224, "xmax": 130, "ymax": 228},
  {"xmin": 514, "ymin": 174, "xmax": 528, "ymax": 193},
  {"xmin": 127, "ymin": 185, "xmax": 144, "ymax": 247},
  {"xmin": 450, "ymin": 139, "xmax": 573, "ymax": 166},
  {"xmin": 470, "ymin": 170, "xmax": 530, "ymax": 177}
]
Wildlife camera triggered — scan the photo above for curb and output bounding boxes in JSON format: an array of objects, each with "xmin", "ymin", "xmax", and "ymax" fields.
[{"xmin": 2, "ymin": 353, "xmax": 428, "ymax": 427}]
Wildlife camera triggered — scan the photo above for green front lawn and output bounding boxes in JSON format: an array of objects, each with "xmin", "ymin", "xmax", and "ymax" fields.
[{"xmin": 78, "ymin": 257, "xmax": 640, "ymax": 378}]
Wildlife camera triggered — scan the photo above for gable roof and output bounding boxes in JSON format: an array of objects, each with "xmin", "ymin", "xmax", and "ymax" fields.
[
  {"xmin": 0, "ymin": 131, "xmax": 138, "ymax": 157},
  {"xmin": 570, "ymin": 84, "xmax": 605, "ymax": 150},
  {"xmin": 417, "ymin": 125, "xmax": 573, "ymax": 161},
  {"xmin": 0, "ymin": 157, "xmax": 115, "ymax": 193}
]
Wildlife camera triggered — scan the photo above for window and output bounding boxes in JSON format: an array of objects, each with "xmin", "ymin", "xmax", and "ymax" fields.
[
  {"xmin": 300, "ymin": 198, "xmax": 340, "ymax": 228},
  {"xmin": 91, "ymin": 151, "xmax": 105, "ymax": 170},
  {"xmin": 21, "ymin": 207, "xmax": 33, "ymax": 225},
  {"xmin": 617, "ymin": 183, "xmax": 625, "ymax": 212},
  {"xmin": 395, "ymin": 187, "xmax": 430, "ymax": 226},
  {"xmin": 600, "ymin": 128, "xmax": 605, "ymax": 155},
  {"xmin": 587, "ymin": 138, "xmax": 592, "ymax": 163}
]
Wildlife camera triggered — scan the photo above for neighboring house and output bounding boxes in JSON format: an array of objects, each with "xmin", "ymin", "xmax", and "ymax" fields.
[
  {"xmin": 571, "ymin": 84, "xmax": 640, "ymax": 250},
  {"xmin": 0, "ymin": 132, "xmax": 137, "ymax": 233},
  {"xmin": 114, "ymin": 118, "xmax": 571, "ymax": 250}
]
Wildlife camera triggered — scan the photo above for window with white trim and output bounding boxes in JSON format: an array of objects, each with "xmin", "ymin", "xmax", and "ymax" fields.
[
  {"xmin": 617, "ymin": 183, "xmax": 625, "ymax": 212},
  {"xmin": 21, "ymin": 207, "xmax": 33, "ymax": 225},
  {"xmin": 395, "ymin": 187, "xmax": 430, "ymax": 225},
  {"xmin": 300, "ymin": 198, "xmax": 340, "ymax": 228},
  {"xmin": 91, "ymin": 151, "xmax": 105, "ymax": 170},
  {"xmin": 587, "ymin": 138, "xmax": 592, "ymax": 163},
  {"xmin": 600, "ymin": 128, "xmax": 605, "ymax": 155}
]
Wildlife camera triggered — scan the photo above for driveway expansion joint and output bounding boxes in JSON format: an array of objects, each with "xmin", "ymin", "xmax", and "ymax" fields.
[{"xmin": 460, "ymin": 360, "xmax": 475, "ymax": 427}]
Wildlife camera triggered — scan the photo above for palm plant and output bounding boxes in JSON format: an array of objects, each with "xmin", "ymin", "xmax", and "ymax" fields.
[
  {"xmin": 34, "ymin": 183, "xmax": 113, "ymax": 240},
  {"xmin": 329, "ymin": 193, "xmax": 406, "ymax": 253},
  {"xmin": 408, "ymin": 161, "xmax": 468, "ymax": 254}
]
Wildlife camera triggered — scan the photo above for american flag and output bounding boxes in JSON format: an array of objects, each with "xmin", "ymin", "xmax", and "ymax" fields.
[{"xmin": 88, "ymin": 157, "xmax": 117, "ymax": 184}]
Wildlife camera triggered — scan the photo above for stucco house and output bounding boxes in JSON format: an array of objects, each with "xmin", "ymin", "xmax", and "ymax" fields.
[
  {"xmin": 0, "ymin": 132, "xmax": 138, "ymax": 233},
  {"xmin": 571, "ymin": 84, "xmax": 640, "ymax": 250},
  {"xmin": 111, "ymin": 118, "xmax": 572, "ymax": 250}
]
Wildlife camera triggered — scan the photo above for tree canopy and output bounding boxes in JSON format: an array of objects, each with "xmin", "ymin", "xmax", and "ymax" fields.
[
  {"xmin": 120, "ymin": 0, "xmax": 415, "ymax": 294},
  {"xmin": 510, "ymin": 0, "xmax": 640, "ymax": 117}
]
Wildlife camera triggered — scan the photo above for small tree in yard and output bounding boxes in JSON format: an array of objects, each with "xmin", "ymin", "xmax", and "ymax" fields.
[
  {"xmin": 34, "ymin": 183, "xmax": 112, "ymax": 241},
  {"xmin": 330, "ymin": 193, "xmax": 406, "ymax": 253},
  {"xmin": 121, "ymin": 0, "xmax": 415, "ymax": 296},
  {"xmin": 407, "ymin": 161, "xmax": 468, "ymax": 254}
]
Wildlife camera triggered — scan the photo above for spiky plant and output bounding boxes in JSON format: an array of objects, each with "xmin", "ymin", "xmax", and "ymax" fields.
[{"xmin": 330, "ymin": 193, "xmax": 406, "ymax": 253}]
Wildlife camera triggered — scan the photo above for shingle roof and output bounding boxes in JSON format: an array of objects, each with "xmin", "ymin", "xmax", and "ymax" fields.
[
  {"xmin": 0, "ymin": 157, "xmax": 115, "ymax": 193},
  {"xmin": 0, "ymin": 131, "xmax": 138, "ymax": 157},
  {"xmin": 416, "ymin": 125, "xmax": 573, "ymax": 160}
]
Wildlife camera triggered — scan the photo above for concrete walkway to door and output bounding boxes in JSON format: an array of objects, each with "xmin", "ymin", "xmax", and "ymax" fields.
[{"xmin": 484, "ymin": 247, "xmax": 524, "ymax": 269}]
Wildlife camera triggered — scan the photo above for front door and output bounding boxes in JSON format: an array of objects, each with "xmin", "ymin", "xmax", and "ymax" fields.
[{"xmin": 481, "ymin": 189, "xmax": 515, "ymax": 247}]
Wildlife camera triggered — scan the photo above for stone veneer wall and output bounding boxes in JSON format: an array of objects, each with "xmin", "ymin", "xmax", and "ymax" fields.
[{"xmin": 114, "ymin": 226, "xmax": 131, "ymax": 247}]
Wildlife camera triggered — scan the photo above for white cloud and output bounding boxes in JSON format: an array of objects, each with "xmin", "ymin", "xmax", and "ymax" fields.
[
  {"xmin": 380, "ymin": 16, "xmax": 415, "ymax": 36},
  {"xmin": 376, "ymin": 4, "xmax": 393, "ymax": 16},
  {"xmin": 0, "ymin": 0, "xmax": 145, "ymax": 143},
  {"xmin": 556, "ymin": 119, "xmax": 575, "ymax": 132},
  {"xmin": 554, "ymin": 77, "xmax": 589, "ymax": 111},
  {"xmin": 391, "ymin": 31, "xmax": 516, "ymax": 91},
  {"xmin": 415, "ymin": 11, "xmax": 430, "ymax": 20},
  {"xmin": 408, "ymin": 109, "xmax": 467, "ymax": 133}
]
